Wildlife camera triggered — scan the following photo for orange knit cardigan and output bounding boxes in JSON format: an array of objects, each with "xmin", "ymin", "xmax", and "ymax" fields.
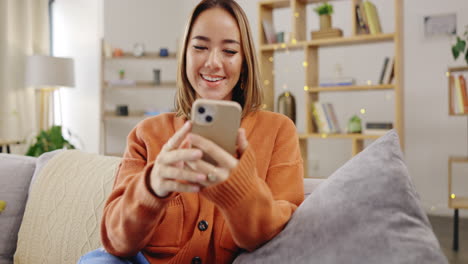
[{"xmin": 101, "ymin": 111, "xmax": 304, "ymax": 264}]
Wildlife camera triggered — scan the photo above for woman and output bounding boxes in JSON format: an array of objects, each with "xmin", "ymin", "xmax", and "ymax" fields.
[{"xmin": 79, "ymin": 0, "xmax": 303, "ymax": 263}]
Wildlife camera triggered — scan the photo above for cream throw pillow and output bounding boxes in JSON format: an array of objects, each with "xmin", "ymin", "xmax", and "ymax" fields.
[{"xmin": 14, "ymin": 150, "xmax": 121, "ymax": 264}]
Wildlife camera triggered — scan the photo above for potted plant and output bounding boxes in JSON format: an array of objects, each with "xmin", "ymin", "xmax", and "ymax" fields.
[
  {"xmin": 314, "ymin": 2, "xmax": 334, "ymax": 30},
  {"xmin": 451, "ymin": 25, "xmax": 468, "ymax": 65},
  {"xmin": 26, "ymin": 125, "xmax": 75, "ymax": 157}
]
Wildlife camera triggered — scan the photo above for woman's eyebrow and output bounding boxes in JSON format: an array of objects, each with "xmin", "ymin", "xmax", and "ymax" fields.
[{"xmin": 192, "ymin": 35, "xmax": 240, "ymax": 45}]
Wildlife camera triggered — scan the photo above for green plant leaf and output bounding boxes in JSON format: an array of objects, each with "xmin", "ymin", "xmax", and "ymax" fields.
[
  {"xmin": 25, "ymin": 125, "xmax": 76, "ymax": 157},
  {"xmin": 465, "ymin": 49, "xmax": 468, "ymax": 65},
  {"xmin": 456, "ymin": 38, "xmax": 466, "ymax": 52},
  {"xmin": 452, "ymin": 45, "xmax": 460, "ymax": 59}
]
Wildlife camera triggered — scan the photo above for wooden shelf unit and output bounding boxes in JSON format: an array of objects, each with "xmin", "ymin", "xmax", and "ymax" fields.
[
  {"xmin": 100, "ymin": 40, "xmax": 177, "ymax": 155},
  {"xmin": 258, "ymin": 0, "xmax": 404, "ymax": 177},
  {"xmin": 447, "ymin": 66, "xmax": 468, "ymax": 210},
  {"xmin": 448, "ymin": 156, "xmax": 468, "ymax": 209}
]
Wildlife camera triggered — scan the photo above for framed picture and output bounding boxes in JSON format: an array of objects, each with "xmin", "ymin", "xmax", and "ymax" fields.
[{"xmin": 424, "ymin": 13, "xmax": 457, "ymax": 37}]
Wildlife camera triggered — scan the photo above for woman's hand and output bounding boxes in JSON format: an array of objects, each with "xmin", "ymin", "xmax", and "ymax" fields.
[
  {"xmin": 185, "ymin": 128, "xmax": 249, "ymax": 187},
  {"xmin": 150, "ymin": 122, "xmax": 208, "ymax": 198}
]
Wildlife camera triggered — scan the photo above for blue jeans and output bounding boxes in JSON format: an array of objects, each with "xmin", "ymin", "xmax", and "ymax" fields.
[{"xmin": 78, "ymin": 248, "xmax": 149, "ymax": 264}]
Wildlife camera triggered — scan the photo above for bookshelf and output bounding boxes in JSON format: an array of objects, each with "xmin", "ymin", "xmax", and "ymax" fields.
[
  {"xmin": 258, "ymin": 0, "xmax": 404, "ymax": 177},
  {"xmin": 447, "ymin": 65, "xmax": 468, "ymax": 251},
  {"xmin": 99, "ymin": 40, "xmax": 177, "ymax": 156}
]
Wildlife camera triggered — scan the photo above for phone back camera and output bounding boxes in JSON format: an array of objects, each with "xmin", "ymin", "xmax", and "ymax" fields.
[
  {"xmin": 205, "ymin": 115, "xmax": 213, "ymax": 123},
  {"xmin": 198, "ymin": 107, "xmax": 205, "ymax": 114}
]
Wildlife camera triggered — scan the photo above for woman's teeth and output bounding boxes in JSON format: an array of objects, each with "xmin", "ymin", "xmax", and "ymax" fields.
[{"xmin": 202, "ymin": 75, "xmax": 224, "ymax": 82}]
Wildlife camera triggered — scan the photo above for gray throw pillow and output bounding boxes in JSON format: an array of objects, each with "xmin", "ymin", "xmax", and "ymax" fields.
[
  {"xmin": 234, "ymin": 130, "xmax": 447, "ymax": 264},
  {"xmin": 0, "ymin": 154, "xmax": 36, "ymax": 264}
]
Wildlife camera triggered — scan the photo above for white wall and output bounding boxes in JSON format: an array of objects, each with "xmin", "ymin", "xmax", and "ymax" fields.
[
  {"xmin": 57, "ymin": 0, "xmax": 468, "ymax": 216},
  {"xmin": 52, "ymin": 0, "xmax": 103, "ymax": 153}
]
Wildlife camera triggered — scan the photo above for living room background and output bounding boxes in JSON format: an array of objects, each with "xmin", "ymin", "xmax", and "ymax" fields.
[{"xmin": 50, "ymin": 0, "xmax": 468, "ymax": 217}]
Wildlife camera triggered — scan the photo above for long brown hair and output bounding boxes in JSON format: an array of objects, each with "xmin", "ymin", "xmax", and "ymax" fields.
[{"xmin": 175, "ymin": 0, "xmax": 263, "ymax": 118}]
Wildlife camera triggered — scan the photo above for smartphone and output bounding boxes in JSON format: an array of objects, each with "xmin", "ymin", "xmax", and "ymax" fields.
[{"xmin": 191, "ymin": 99, "xmax": 242, "ymax": 165}]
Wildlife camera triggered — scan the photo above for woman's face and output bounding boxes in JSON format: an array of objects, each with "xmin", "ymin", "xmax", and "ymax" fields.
[{"xmin": 186, "ymin": 7, "xmax": 243, "ymax": 101}]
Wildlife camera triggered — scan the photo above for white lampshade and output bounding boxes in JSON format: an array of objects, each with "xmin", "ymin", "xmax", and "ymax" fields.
[{"xmin": 25, "ymin": 55, "xmax": 75, "ymax": 88}]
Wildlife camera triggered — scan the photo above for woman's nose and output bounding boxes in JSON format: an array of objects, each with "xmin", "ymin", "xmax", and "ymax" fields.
[{"xmin": 205, "ymin": 49, "xmax": 222, "ymax": 70}]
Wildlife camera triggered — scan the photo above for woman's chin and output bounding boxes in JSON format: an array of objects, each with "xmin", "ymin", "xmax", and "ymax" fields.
[{"xmin": 198, "ymin": 92, "xmax": 232, "ymax": 101}]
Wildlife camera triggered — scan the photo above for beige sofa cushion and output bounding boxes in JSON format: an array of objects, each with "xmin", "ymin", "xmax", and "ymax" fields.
[{"xmin": 14, "ymin": 150, "xmax": 121, "ymax": 264}]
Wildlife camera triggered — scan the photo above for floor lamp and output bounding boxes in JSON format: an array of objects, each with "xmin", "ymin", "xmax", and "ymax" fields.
[{"xmin": 25, "ymin": 55, "xmax": 75, "ymax": 131}]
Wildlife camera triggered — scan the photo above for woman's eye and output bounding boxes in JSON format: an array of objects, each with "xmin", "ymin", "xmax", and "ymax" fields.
[
  {"xmin": 193, "ymin": 45, "xmax": 207, "ymax": 50},
  {"xmin": 224, "ymin": 49, "xmax": 238, "ymax": 55}
]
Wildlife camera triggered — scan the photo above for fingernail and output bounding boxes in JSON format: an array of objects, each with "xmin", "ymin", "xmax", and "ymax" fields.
[
  {"xmin": 197, "ymin": 174, "xmax": 206, "ymax": 180},
  {"xmin": 184, "ymin": 121, "xmax": 190, "ymax": 128},
  {"xmin": 193, "ymin": 150, "xmax": 202, "ymax": 159},
  {"xmin": 192, "ymin": 186, "xmax": 200, "ymax": 192}
]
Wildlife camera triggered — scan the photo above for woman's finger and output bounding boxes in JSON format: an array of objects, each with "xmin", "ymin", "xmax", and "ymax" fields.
[
  {"xmin": 186, "ymin": 160, "xmax": 229, "ymax": 186},
  {"xmin": 161, "ymin": 121, "xmax": 192, "ymax": 152},
  {"xmin": 187, "ymin": 133, "xmax": 238, "ymax": 169},
  {"xmin": 156, "ymin": 148, "xmax": 202, "ymax": 165},
  {"xmin": 161, "ymin": 180, "xmax": 200, "ymax": 193},
  {"xmin": 159, "ymin": 164, "xmax": 207, "ymax": 183}
]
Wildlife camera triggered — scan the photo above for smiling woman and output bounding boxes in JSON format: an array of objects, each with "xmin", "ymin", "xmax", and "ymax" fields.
[
  {"xmin": 78, "ymin": 1, "xmax": 304, "ymax": 264},
  {"xmin": 185, "ymin": 7, "xmax": 244, "ymax": 102}
]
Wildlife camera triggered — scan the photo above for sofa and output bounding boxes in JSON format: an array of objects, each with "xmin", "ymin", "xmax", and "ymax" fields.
[{"xmin": 0, "ymin": 131, "xmax": 448, "ymax": 264}]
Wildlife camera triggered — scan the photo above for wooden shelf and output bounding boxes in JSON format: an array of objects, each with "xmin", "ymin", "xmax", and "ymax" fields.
[
  {"xmin": 298, "ymin": 133, "xmax": 381, "ymax": 140},
  {"xmin": 260, "ymin": 33, "xmax": 395, "ymax": 51},
  {"xmin": 104, "ymin": 81, "xmax": 177, "ymax": 90},
  {"xmin": 450, "ymin": 197, "xmax": 468, "ymax": 209},
  {"xmin": 259, "ymin": 0, "xmax": 290, "ymax": 9},
  {"xmin": 449, "ymin": 156, "xmax": 468, "ymax": 163},
  {"xmin": 307, "ymin": 84, "xmax": 394, "ymax": 92},
  {"xmin": 448, "ymin": 156, "xmax": 468, "ymax": 209},
  {"xmin": 258, "ymin": 0, "xmax": 403, "ymax": 175},
  {"xmin": 448, "ymin": 66, "xmax": 468, "ymax": 73},
  {"xmin": 105, "ymin": 52, "xmax": 177, "ymax": 60}
]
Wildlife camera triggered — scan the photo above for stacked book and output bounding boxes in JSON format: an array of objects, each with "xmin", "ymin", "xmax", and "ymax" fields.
[
  {"xmin": 355, "ymin": 1, "xmax": 382, "ymax": 35},
  {"xmin": 450, "ymin": 74, "xmax": 468, "ymax": 114},
  {"xmin": 363, "ymin": 122, "xmax": 393, "ymax": 135},
  {"xmin": 378, "ymin": 57, "xmax": 395, "ymax": 84},
  {"xmin": 311, "ymin": 28, "xmax": 343, "ymax": 40},
  {"xmin": 311, "ymin": 102, "xmax": 341, "ymax": 134}
]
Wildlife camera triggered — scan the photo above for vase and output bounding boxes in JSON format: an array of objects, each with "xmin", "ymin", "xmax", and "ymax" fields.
[
  {"xmin": 320, "ymin": 15, "xmax": 332, "ymax": 30},
  {"xmin": 277, "ymin": 91, "xmax": 296, "ymax": 123}
]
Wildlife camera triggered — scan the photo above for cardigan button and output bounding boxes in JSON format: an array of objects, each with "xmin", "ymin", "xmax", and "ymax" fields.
[
  {"xmin": 198, "ymin": 220, "xmax": 208, "ymax": 231},
  {"xmin": 191, "ymin": 256, "xmax": 202, "ymax": 264}
]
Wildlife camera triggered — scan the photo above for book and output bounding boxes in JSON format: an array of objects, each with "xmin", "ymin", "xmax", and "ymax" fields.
[
  {"xmin": 362, "ymin": 1, "xmax": 382, "ymax": 34},
  {"xmin": 365, "ymin": 122, "xmax": 393, "ymax": 129},
  {"xmin": 262, "ymin": 19, "xmax": 276, "ymax": 44},
  {"xmin": 459, "ymin": 75, "xmax": 468, "ymax": 113},
  {"xmin": 379, "ymin": 57, "xmax": 390, "ymax": 84},
  {"xmin": 454, "ymin": 75, "xmax": 465, "ymax": 114},
  {"xmin": 383, "ymin": 57, "xmax": 395, "ymax": 84},
  {"xmin": 320, "ymin": 103, "xmax": 335, "ymax": 133},
  {"xmin": 355, "ymin": 4, "xmax": 369, "ymax": 34},
  {"xmin": 362, "ymin": 128, "xmax": 392, "ymax": 135},
  {"xmin": 313, "ymin": 102, "xmax": 331, "ymax": 133},
  {"xmin": 449, "ymin": 75, "xmax": 455, "ymax": 114},
  {"xmin": 320, "ymin": 77, "xmax": 355, "ymax": 87},
  {"xmin": 326, "ymin": 103, "xmax": 341, "ymax": 133}
]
